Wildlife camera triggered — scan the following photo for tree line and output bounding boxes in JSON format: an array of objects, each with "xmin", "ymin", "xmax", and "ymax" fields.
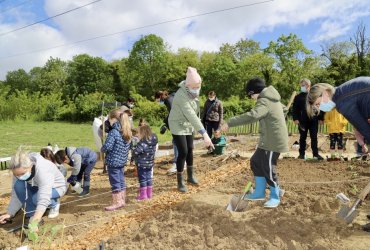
[{"xmin": 0, "ymin": 23, "xmax": 369, "ymax": 122}]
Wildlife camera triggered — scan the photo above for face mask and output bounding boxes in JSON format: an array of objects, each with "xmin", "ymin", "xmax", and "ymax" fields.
[
  {"xmin": 319, "ymin": 100, "xmax": 336, "ymax": 112},
  {"xmin": 251, "ymin": 94, "xmax": 259, "ymax": 100},
  {"xmin": 208, "ymin": 97, "xmax": 215, "ymax": 101},
  {"xmin": 17, "ymin": 171, "xmax": 31, "ymax": 181},
  {"xmin": 189, "ymin": 88, "xmax": 200, "ymax": 95},
  {"xmin": 300, "ymin": 86, "xmax": 307, "ymax": 93},
  {"xmin": 128, "ymin": 104, "xmax": 134, "ymax": 109},
  {"xmin": 159, "ymin": 101, "xmax": 164, "ymax": 104}
]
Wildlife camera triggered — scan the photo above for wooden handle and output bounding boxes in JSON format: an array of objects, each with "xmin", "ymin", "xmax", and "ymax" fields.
[
  {"xmin": 286, "ymin": 91, "xmax": 297, "ymax": 110},
  {"xmin": 359, "ymin": 181, "xmax": 370, "ymax": 201}
]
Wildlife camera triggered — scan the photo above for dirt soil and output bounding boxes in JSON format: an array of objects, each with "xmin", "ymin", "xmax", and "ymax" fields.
[{"xmin": 0, "ymin": 134, "xmax": 369, "ymax": 250}]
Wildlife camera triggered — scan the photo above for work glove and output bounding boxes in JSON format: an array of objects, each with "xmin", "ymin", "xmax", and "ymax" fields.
[
  {"xmin": 203, "ymin": 133, "xmax": 214, "ymax": 150},
  {"xmin": 67, "ymin": 175, "xmax": 78, "ymax": 184}
]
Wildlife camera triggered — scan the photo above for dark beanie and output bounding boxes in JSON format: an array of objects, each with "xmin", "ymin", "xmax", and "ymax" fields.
[{"xmin": 245, "ymin": 77, "xmax": 266, "ymax": 97}]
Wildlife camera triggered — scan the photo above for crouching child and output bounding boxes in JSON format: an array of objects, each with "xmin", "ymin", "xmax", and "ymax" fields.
[{"xmin": 55, "ymin": 147, "xmax": 97, "ymax": 197}]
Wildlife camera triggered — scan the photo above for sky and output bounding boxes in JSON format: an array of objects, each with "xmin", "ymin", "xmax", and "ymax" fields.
[{"xmin": 0, "ymin": 0, "xmax": 370, "ymax": 80}]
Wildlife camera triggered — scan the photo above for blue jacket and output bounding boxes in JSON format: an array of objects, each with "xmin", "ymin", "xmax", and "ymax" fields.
[
  {"xmin": 66, "ymin": 147, "xmax": 97, "ymax": 176},
  {"xmin": 101, "ymin": 122, "xmax": 130, "ymax": 168},
  {"xmin": 333, "ymin": 77, "xmax": 370, "ymax": 142},
  {"xmin": 134, "ymin": 134, "xmax": 158, "ymax": 169}
]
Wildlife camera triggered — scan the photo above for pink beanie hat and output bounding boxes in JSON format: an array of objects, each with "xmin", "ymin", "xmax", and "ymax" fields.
[{"xmin": 185, "ymin": 67, "xmax": 201, "ymax": 88}]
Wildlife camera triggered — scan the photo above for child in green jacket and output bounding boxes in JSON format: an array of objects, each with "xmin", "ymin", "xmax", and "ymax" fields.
[{"xmin": 222, "ymin": 77, "xmax": 288, "ymax": 208}]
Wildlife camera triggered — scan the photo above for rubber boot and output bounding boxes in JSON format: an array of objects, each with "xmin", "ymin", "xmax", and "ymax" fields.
[
  {"xmin": 136, "ymin": 187, "xmax": 148, "ymax": 200},
  {"xmin": 186, "ymin": 166, "xmax": 198, "ymax": 185},
  {"xmin": 177, "ymin": 173, "xmax": 188, "ymax": 193},
  {"xmin": 78, "ymin": 181, "xmax": 90, "ymax": 197},
  {"xmin": 245, "ymin": 177, "xmax": 266, "ymax": 200},
  {"xmin": 120, "ymin": 190, "xmax": 126, "ymax": 206},
  {"xmin": 105, "ymin": 192, "xmax": 124, "ymax": 211},
  {"xmin": 264, "ymin": 186, "xmax": 280, "ymax": 208},
  {"xmin": 147, "ymin": 186, "xmax": 153, "ymax": 199}
]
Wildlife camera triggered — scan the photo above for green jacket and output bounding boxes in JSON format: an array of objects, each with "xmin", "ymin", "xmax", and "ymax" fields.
[
  {"xmin": 227, "ymin": 86, "xmax": 289, "ymax": 153},
  {"xmin": 168, "ymin": 81, "xmax": 205, "ymax": 135}
]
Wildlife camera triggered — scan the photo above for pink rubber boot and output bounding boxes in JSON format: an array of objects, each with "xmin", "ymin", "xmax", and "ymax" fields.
[
  {"xmin": 136, "ymin": 187, "xmax": 148, "ymax": 200},
  {"xmin": 147, "ymin": 186, "xmax": 153, "ymax": 199},
  {"xmin": 105, "ymin": 191, "xmax": 124, "ymax": 211}
]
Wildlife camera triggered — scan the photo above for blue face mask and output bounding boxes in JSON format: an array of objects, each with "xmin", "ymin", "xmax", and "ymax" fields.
[
  {"xmin": 319, "ymin": 100, "xmax": 336, "ymax": 112},
  {"xmin": 159, "ymin": 101, "xmax": 164, "ymax": 105},
  {"xmin": 17, "ymin": 171, "xmax": 31, "ymax": 181},
  {"xmin": 300, "ymin": 86, "xmax": 307, "ymax": 93}
]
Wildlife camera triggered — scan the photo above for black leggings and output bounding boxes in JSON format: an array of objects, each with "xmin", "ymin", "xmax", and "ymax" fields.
[{"xmin": 172, "ymin": 134, "xmax": 194, "ymax": 172}]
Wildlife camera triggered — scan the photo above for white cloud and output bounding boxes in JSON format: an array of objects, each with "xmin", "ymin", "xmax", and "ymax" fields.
[{"xmin": 0, "ymin": 0, "xmax": 369, "ymax": 79}]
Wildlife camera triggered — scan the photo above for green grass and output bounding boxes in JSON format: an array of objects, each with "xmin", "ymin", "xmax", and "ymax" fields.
[{"xmin": 0, "ymin": 120, "xmax": 173, "ymax": 157}]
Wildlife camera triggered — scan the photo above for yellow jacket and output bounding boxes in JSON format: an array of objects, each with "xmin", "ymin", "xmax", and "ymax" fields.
[{"xmin": 325, "ymin": 108, "xmax": 348, "ymax": 133}]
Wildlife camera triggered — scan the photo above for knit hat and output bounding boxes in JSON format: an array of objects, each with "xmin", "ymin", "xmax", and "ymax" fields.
[
  {"xmin": 245, "ymin": 77, "xmax": 266, "ymax": 97},
  {"xmin": 185, "ymin": 67, "xmax": 201, "ymax": 88}
]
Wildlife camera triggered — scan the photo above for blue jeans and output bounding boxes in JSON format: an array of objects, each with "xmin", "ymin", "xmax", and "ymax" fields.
[
  {"xmin": 138, "ymin": 167, "xmax": 153, "ymax": 187},
  {"xmin": 108, "ymin": 167, "xmax": 125, "ymax": 192},
  {"xmin": 14, "ymin": 180, "xmax": 60, "ymax": 217}
]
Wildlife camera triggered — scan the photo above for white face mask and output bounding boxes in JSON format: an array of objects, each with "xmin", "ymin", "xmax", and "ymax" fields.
[
  {"xmin": 17, "ymin": 171, "xmax": 31, "ymax": 181},
  {"xmin": 319, "ymin": 100, "xmax": 336, "ymax": 112},
  {"xmin": 300, "ymin": 86, "xmax": 307, "ymax": 93},
  {"xmin": 251, "ymin": 94, "xmax": 259, "ymax": 100},
  {"xmin": 189, "ymin": 88, "xmax": 200, "ymax": 95},
  {"xmin": 208, "ymin": 97, "xmax": 215, "ymax": 101}
]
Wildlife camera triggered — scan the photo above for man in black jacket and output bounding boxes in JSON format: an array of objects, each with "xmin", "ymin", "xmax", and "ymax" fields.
[{"xmin": 292, "ymin": 78, "xmax": 324, "ymax": 160}]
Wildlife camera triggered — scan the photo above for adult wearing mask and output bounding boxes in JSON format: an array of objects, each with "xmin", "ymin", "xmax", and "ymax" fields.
[
  {"xmin": 306, "ymin": 76, "xmax": 370, "ymax": 232},
  {"xmin": 168, "ymin": 67, "xmax": 214, "ymax": 192},
  {"xmin": 292, "ymin": 78, "xmax": 324, "ymax": 160},
  {"xmin": 0, "ymin": 150, "xmax": 67, "ymax": 227},
  {"xmin": 202, "ymin": 91, "xmax": 224, "ymax": 138}
]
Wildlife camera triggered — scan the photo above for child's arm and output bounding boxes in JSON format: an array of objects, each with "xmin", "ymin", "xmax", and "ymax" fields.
[
  {"xmin": 101, "ymin": 130, "xmax": 116, "ymax": 153},
  {"xmin": 227, "ymin": 99, "xmax": 268, "ymax": 127},
  {"xmin": 134, "ymin": 141, "xmax": 145, "ymax": 156}
]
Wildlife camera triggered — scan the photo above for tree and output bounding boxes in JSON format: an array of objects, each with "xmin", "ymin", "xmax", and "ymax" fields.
[
  {"xmin": 4, "ymin": 69, "xmax": 32, "ymax": 94},
  {"xmin": 265, "ymin": 33, "xmax": 314, "ymax": 99},
  {"xmin": 320, "ymin": 41, "xmax": 358, "ymax": 85},
  {"xmin": 127, "ymin": 34, "xmax": 169, "ymax": 97},
  {"xmin": 219, "ymin": 38, "xmax": 261, "ymax": 62},
  {"xmin": 350, "ymin": 22, "xmax": 370, "ymax": 76},
  {"xmin": 66, "ymin": 54, "xmax": 113, "ymax": 100}
]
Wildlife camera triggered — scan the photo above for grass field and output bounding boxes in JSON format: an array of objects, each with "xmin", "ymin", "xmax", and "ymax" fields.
[{"xmin": 0, "ymin": 120, "xmax": 173, "ymax": 157}]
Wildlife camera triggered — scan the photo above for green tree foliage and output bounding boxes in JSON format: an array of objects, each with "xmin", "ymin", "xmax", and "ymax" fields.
[
  {"xmin": 4, "ymin": 69, "xmax": 32, "ymax": 94},
  {"xmin": 127, "ymin": 34, "xmax": 169, "ymax": 97},
  {"xmin": 265, "ymin": 33, "xmax": 314, "ymax": 99},
  {"xmin": 66, "ymin": 54, "xmax": 114, "ymax": 100}
]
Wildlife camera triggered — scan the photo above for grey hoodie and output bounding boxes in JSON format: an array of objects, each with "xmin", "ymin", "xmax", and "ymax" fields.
[
  {"xmin": 227, "ymin": 86, "xmax": 289, "ymax": 153},
  {"xmin": 7, "ymin": 154, "xmax": 67, "ymax": 216}
]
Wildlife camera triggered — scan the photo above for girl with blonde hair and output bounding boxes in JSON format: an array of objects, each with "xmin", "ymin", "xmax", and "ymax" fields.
[{"xmin": 101, "ymin": 109, "xmax": 132, "ymax": 211}]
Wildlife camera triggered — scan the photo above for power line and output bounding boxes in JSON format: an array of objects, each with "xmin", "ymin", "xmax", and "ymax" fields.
[
  {"xmin": 0, "ymin": 0, "xmax": 33, "ymax": 15},
  {"xmin": 0, "ymin": 0, "xmax": 274, "ymax": 60},
  {"xmin": 0, "ymin": 0, "xmax": 103, "ymax": 37}
]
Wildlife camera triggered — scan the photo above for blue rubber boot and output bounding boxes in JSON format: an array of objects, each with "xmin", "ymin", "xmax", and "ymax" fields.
[
  {"xmin": 245, "ymin": 177, "xmax": 266, "ymax": 200},
  {"xmin": 264, "ymin": 186, "xmax": 280, "ymax": 208}
]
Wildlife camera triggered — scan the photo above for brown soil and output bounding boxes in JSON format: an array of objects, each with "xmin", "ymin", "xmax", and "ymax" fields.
[{"xmin": 0, "ymin": 134, "xmax": 369, "ymax": 250}]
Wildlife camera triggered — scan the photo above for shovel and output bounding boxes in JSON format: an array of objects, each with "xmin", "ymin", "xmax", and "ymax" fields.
[
  {"xmin": 226, "ymin": 182, "xmax": 252, "ymax": 212},
  {"xmin": 337, "ymin": 181, "xmax": 370, "ymax": 224}
]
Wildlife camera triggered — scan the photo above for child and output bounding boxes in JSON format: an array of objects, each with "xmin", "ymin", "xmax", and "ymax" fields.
[
  {"xmin": 324, "ymin": 108, "xmax": 348, "ymax": 159},
  {"xmin": 40, "ymin": 148, "xmax": 67, "ymax": 177},
  {"xmin": 211, "ymin": 130, "xmax": 227, "ymax": 155},
  {"xmin": 101, "ymin": 109, "xmax": 132, "ymax": 211},
  {"xmin": 223, "ymin": 77, "xmax": 288, "ymax": 208},
  {"xmin": 134, "ymin": 124, "xmax": 158, "ymax": 200},
  {"xmin": 55, "ymin": 147, "xmax": 97, "ymax": 197}
]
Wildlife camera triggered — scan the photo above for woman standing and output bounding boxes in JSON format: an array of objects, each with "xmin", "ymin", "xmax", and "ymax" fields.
[
  {"xmin": 0, "ymin": 150, "xmax": 67, "ymax": 226},
  {"xmin": 168, "ymin": 67, "xmax": 214, "ymax": 192}
]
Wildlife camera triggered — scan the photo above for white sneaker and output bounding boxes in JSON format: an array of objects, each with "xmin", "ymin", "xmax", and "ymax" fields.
[
  {"xmin": 48, "ymin": 202, "xmax": 60, "ymax": 219},
  {"xmin": 167, "ymin": 163, "xmax": 177, "ymax": 175}
]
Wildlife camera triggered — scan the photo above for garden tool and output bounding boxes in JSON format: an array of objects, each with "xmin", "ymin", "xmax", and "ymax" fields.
[
  {"xmin": 337, "ymin": 181, "xmax": 370, "ymax": 224},
  {"xmin": 226, "ymin": 182, "xmax": 252, "ymax": 212}
]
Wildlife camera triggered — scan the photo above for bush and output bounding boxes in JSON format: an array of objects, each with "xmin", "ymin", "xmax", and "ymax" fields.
[
  {"xmin": 74, "ymin": 92, "xmax": 115, "ymax": 121},
  {"xmin": 132, "ymin": 93, "xmax": 167, "ymax": 126}
]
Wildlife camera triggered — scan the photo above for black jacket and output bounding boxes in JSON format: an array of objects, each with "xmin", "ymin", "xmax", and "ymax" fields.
[{"xmin": 292, "ymin": 92, "xmax": 324, "ymax": 124}]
